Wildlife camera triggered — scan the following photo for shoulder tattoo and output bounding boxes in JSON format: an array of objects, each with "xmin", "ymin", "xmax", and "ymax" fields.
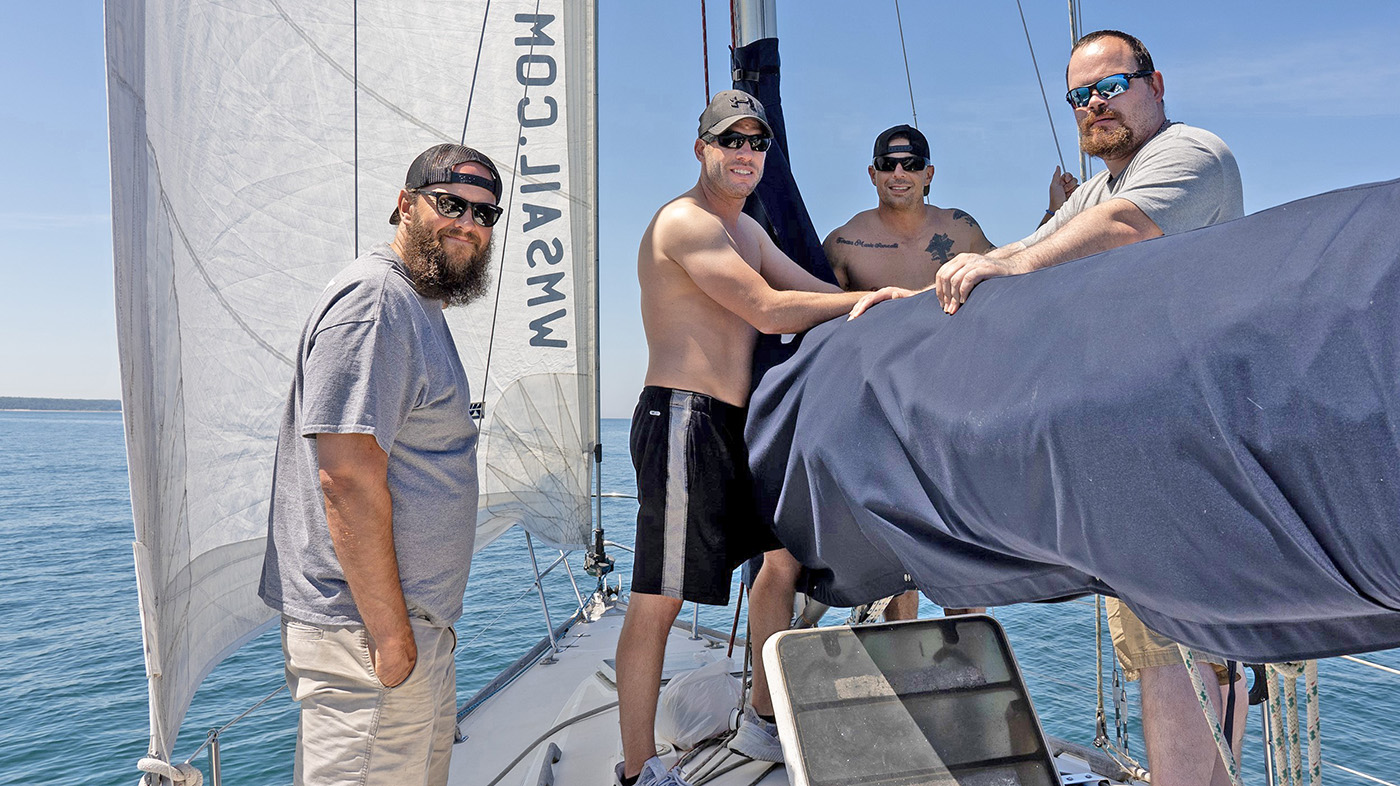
[
  {"xmin": 951, "ymin": 209, "xmax": 980, "ymax": 229},
  {"xmin": 926, "ymin": 233, "xmax": 954, "ymax": 264}
]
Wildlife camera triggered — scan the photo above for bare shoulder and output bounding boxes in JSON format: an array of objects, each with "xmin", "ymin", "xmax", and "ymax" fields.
[
  {"xmin": 824, "ymin": 209, "xmax": 881, "ymax": 247},
  {"xmin": 651, "ymin": 195, "xmax": 727, "ymax": 250},
  {"xmin": 930, "ymin": 205, "xmax": 983, "ymax": 230}
]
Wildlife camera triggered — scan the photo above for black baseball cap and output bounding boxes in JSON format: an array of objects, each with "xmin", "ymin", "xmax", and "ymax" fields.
[
  {"xmin": 872, "ymin": 124, "xmax": 930, "ymax": 162},
  {"xmin": 698, "ymin": 89, "xmax": 773, "ymax": 139},
  {"xmin": 389, "ymin": 143, "xmax": 502, "ymax": 225}
]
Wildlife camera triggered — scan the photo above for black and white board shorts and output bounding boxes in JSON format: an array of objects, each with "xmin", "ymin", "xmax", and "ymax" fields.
[{"xmin": 629, "ymin": 386, "xmax": 780, "ymax": 605}]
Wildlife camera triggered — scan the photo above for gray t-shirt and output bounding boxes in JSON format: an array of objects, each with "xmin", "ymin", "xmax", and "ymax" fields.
[
  {"xmin": 259, "ymin": 243, "xmax": 478, "ymax": 628},
  {"xmin": 1025, "ymin": 121, "xmax": 1243, "ymax": 246}
]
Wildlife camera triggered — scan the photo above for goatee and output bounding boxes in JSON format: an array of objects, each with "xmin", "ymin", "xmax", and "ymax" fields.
[
  {"xmin": 401, "ymin": 217, "xmax": 494, "ymax": 306},
  {"xmin": 1078, "ymin": 108, "xmax": 1136, "ymax": 160}
]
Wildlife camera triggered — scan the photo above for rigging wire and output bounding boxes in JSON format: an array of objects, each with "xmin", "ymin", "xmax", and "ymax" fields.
[
  {"xmin": 353, "ymin": 0, "xmax": 359, "ymax": 256},
  {"xmin": 701, "ymin": 0, "xmax": 711, "ymax": 100},
  {"xmin": 1015, "ymin": 0, "xmax": 1068, "ymax": 173},
  {"xmin": 892, "ymin": 0, "xmax": 918, "ymax": 129},
  {"xmin": 460, "ymin": 0, "xmax": 494, "ymax": 141}
]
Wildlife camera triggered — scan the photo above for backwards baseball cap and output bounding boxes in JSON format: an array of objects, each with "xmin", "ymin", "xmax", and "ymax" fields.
[
  {"xmin": 872, "ymin": 124, "xmax": 930, "ymax": 162},
  {"xmin": 698, "ymin": 89, "xmax": 773, "ymax": 139},
  {"xmin": 389, "ymin": 143, "xmax": 502, "ymax": 225}
]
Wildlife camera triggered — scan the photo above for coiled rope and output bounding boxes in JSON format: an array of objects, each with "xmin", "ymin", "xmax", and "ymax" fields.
[{"xmin": 136, "ymin": 757, "xmax": 203, "ymax": 786}]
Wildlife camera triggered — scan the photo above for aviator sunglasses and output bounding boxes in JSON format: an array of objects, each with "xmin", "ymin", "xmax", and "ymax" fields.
[
  {"xmin": 413, "ymin": 190, "xmax": 504, "ymax": 227},
  {"xmin": 707, "ymin": 131, "xmax": 773, "ymax": 152},
  {"xmin": 1065, "ymin": 70, "xmax": 1154, "ymax": 108},
  {"xmin": 872, "ymin": 155, "xmax": 929, "ymax": 172}
]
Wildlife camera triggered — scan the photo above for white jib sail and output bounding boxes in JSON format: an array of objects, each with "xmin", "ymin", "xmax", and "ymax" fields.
[{"xmin": 105, "ymin": 0, "xmax": 597, "ymax": 764}]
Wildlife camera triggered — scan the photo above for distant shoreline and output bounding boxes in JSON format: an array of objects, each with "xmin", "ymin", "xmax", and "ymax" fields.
[{"xmin": 0, "ymin": 397, "xmax": 121, "ymax": 412}]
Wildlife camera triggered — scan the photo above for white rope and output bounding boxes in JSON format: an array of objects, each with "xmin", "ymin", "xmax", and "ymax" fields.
[
  {"xmin": 1266, "ymin": 661, "xmax": 1323, "ymax": 786},
  {"xmin": 136, "ymin": 757, "xmax": 204, "ymax": 786},
  {"xmin": 1178, "ymin": 645, "xmax": 1243, "ymax": 786}
]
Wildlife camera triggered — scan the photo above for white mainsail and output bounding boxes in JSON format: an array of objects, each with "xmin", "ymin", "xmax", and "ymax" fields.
[{"xmin": 105, "ymin": 0, "xmax": 597, "ymax": 765}]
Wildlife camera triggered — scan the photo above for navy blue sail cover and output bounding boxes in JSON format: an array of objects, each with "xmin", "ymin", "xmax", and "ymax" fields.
[{"xmin": 747, "ymin": 179, "xmax": 1400, "ymax": 663}]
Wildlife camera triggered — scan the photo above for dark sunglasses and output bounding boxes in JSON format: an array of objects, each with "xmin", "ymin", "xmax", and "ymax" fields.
[
  {"xmin": 413, "ymin": 190, "xmax": 503, "ymax": 227},
  {"xmin": 1065, "ymin": 70, "xmax": 1154, "ymax": 108},
  {"xmin": 872, "ymin": 155, "xmax": 929, "ymax": 172},
  {"xmin": 708, "ymin": 132, "xmax": 773, "ymax": 152}
]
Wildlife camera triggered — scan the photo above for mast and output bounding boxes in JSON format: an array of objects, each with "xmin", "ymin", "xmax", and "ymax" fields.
[{"xmin": 731, "ymin": 0, "xmax": 776, "ymax": 48}]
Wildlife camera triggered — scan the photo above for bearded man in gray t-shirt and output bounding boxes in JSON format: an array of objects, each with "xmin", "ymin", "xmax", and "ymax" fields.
[
  {"xmin": 258, "ymin": 143, "xmax": 501, "ymax": 786},
  {"xmin": 852, "ymin": 29, "xmax": 1247, "ymax": 786}
]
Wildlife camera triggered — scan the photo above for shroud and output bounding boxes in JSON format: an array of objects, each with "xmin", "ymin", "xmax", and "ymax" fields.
[{"xmin": 747, "ymin": 178, "xmax": 1400, "ymax": 663}]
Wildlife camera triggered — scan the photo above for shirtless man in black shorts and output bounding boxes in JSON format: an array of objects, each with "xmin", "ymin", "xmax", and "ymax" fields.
[{"xmin": 614, "ymin": 90, "xmax": 914, "ymax": 786}]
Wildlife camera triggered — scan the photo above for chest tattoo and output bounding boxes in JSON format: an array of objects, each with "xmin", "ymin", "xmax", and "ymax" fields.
[
  {"xmin": 835, "ymin": 236, "xmax": 899, "ymax": 249},
  {"xmin": 926, "ymin": 233, "xmax": 955, "ymax": 264}
]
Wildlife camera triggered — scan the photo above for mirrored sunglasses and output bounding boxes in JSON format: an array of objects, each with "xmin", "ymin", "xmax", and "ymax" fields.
[
  {"xmin": 872, "ymin": 155, "xmax": 929, "ymax": 172},
  {"xmin": 414, "ymin": 190, "xmax": 503, "ymax": 227},
  {"xmin": 1065, "ymin": 70, "xmax": 1154, "ymax": 108},
  {"xmin": 710, "ymin": 132, "xmax": 773, "ymax": 152}
]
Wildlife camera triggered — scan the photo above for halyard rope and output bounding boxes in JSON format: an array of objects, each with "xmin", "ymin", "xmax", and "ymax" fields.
[
  {"xmin": 1267, "ymin": 661, "xmax": 1322, "ymax": 786},
  {"xmin": 1178, "ymin": 644, "xmax": 1244, "ymax": 786}
]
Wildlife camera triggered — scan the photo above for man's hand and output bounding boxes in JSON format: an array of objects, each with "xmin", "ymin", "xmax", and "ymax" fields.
[
  {"xmin": 934, "ymin": 252, "xmax": 1028, "ymax": 314},
  {"xmin": 1049, "ymin": 166, "xmax": 1079, "ymax": 212},
  {"xmin": 368, "ymin": 628, "xmax": 417, "ymax": 688},
  {"xmin": 847, "ymin": 286, "xmax": 922, "ymax": 320}
]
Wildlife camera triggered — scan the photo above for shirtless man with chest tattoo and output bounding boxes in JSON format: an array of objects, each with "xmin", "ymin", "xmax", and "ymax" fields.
[{"xmin": 823, "ymin": 125, "xmax": 994, "ymax": 292}]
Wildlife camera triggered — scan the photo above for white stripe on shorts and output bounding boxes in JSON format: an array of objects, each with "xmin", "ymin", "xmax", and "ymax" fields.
[{"xmin": 662, "ymin": 390, "xmax": 694, "ymax": 596}]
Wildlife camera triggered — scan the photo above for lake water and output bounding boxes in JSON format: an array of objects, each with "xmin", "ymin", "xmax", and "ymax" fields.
[{"xmin": 1, "ymin": 410, "xmax": 1396, "ymax": 784}]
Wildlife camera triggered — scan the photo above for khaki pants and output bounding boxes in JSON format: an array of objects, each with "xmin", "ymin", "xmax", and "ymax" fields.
[
  {"xmin": 283, "ymin": 615, "xmax": 458, "ymax": 786},
  {"xmin": 1106, "ymin": 598, "xmax": 1231, "ymax": 684}
]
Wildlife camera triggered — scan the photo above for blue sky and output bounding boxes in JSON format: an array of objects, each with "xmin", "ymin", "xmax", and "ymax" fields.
[{"xmin": 4, "ymin": 1, "xmax": 1398, "ymax": 417}]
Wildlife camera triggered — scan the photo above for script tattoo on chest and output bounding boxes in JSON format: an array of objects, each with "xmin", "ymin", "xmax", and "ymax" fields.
[
  {"xmin": 926, "ymin": 233, "xmax": 954, "ymax": 264},
  {"xmin": 835, "ymin": 236, "xmax": 899, "ymax": 249}
]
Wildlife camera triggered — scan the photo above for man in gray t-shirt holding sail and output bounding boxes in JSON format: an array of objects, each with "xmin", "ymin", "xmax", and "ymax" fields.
[
  {"xmin": 259, "ymin": 143, "xmax": 501, "ymax": 786},
  {"xmin": 855, "ymin": 29, "xmax": 1246, "ymax": 786}
]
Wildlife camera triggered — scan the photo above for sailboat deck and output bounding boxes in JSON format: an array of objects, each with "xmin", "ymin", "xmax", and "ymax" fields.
[
  {"xmin": 450, "ymin": 596, "xmax": 1131, "ymax": 786},
  {"xmin": 452, "ymin": 599, "xmax": 786, "ymax": 786}
]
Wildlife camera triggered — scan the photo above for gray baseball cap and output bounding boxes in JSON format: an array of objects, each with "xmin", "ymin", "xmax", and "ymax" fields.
[
  {"xmin": 390, "ymin": 143, "xmax": 502, "ymax": 225},
  {"xmin": 698, "ymin": 89, "xmax": 773, "ymax": 139}
]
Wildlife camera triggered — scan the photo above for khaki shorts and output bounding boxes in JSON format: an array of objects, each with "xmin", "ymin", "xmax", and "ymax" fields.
[
  {"xmin": 1106, "ymin": 598, "xmax": 1233, "ymax": 684},
  {"xmin": 283, "ymin": 615, "xmax": 458, "ymax": 786}
]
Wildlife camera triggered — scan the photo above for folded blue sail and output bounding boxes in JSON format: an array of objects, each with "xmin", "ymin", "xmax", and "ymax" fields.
[{"xmin": 747, "ymin": 178, "xmax": 1400, "ymax": 663}]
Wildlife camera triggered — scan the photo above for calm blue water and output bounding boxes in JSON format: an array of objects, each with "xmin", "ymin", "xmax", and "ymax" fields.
[{"xmin": 1, "ymin": 411, "xmax": 1396, "ymax": 785}]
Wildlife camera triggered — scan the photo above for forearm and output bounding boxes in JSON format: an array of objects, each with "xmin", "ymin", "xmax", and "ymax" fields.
[
  {"xmin": 986, "ymin": 242, "xmax": 1024, "ymax": 260},
  {"xmin": 1008, "ymin": 201, "xmax": 1161, "ymax": 272},
  {"xmin": 321, "ymin": 470, "xmax": 412, "ymax": 646},
  {"xmin": 755, "ymin": 289, "xmax": 866, "ymax": 334}
]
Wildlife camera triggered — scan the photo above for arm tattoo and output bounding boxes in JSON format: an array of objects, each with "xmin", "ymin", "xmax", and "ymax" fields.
[
  {"xmin": 951, "ymin": 209, "xmax": 980, "ymax": 229},
  {"xmin": 926, "ymin": 233, "xmax": 954, "ymax": 264}
]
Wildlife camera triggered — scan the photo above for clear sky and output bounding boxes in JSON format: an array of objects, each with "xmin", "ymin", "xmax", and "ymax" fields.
[{"xmin": 4, "ymin": 1, "xmax": 1398, "ymax": 417}]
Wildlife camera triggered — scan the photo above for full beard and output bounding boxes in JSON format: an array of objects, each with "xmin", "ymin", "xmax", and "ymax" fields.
[
  {"xmin": 401, "ymin": 217, "xmax": 494, "ymax": 306},
  {"xmin": 1078, "ymin": 108, "xmax": 1137, "ymax": 160}
]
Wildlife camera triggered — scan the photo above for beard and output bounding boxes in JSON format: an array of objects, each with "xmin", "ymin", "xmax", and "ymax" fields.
[
  {"xmin": 400, "ymin": 215, "xmax": 494, "ymax": 306},
  {"xmin": 1078, "ymin": 107, "xmax": 1137, "ymax": 160}
]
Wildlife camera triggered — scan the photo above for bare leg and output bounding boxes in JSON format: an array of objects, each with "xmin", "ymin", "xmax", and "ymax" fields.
[
  {"xmin": 746, "ymin": 548, "xmax": 802, "ymax": 716},
  {"xmin": 1139, "ymin": 660, "xmax": 1230, "ymax": 786},
  {"xmin": 616, "ymin": 591, "xmax": 684, "ymax": 779},
  {"xmin": 942, "ymin": 606, "xmax": 985, "ymax": 616},
  {"xmin": 883, "ymin": 590, "xmax": 920, "ymax": 621}
]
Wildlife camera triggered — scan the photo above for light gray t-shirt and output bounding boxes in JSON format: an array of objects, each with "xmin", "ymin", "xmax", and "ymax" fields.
[
  {"xmin": 259, "ymin": 243, "xmax": 479, "ymax": 628},
  {"xmin": 1025, "ymin": 121, "xmax": 1243, "ymax": 246}
]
